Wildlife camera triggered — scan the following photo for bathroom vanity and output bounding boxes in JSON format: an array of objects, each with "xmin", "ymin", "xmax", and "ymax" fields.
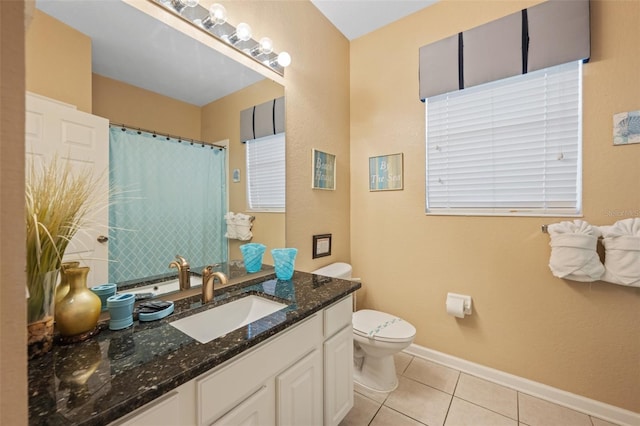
[{"xmin": 27, "ymin": 270, "xmax": 360, "ymax": 425}]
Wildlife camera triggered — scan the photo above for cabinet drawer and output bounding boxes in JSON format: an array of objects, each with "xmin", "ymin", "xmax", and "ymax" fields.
[
  {"xmin": 197, "ymin": 314, "xmax": 322, "ymax": 425},
  {"xmin": 323, "ymin": 295, "xmax": 352, "ymax": 339}
]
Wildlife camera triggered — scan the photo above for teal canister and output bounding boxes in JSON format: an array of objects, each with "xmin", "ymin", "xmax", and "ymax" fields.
[{"xmin": 106, "ymin": 293, "xmax": 135, "ymax": 330}]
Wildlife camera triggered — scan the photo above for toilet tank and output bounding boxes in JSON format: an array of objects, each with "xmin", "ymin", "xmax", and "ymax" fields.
[{"xmin": 311, "ymin": 262, "xmax": 352, "ymax": 279}]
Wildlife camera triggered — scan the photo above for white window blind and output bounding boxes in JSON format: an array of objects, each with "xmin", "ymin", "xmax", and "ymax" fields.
[
  {"xmin": 426, "ymin": 60, "xmax": 582, "ymax": 216},
  {"xmin": 246, "ymin": 133, "xmax": 285, "ymax": 212}
]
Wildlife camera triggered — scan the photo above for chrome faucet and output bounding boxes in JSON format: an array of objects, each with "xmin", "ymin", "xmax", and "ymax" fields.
[
  {"xmin": 169, "ymin": 255, "xmax": 191, "ymax": 291},
  {"xmin": 201, "ymin": 265, "xmax": 228, "ymax": 304}
]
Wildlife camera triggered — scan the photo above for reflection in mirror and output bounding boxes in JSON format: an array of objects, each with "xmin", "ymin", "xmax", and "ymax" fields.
[{"xmin": 29, "ymin": 0, "xmax": 285, "ymax": 287}]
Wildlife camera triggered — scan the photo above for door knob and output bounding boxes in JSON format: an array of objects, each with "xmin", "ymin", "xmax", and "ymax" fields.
[{"xmin": 97, "ymin": 235, "xmax": 109, "ymax": 243}]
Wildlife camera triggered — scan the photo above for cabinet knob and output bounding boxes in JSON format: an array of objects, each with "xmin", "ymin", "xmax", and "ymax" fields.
[{"xmin": 97, "ymin": 235, "xmax": 109, "ymax": 243}]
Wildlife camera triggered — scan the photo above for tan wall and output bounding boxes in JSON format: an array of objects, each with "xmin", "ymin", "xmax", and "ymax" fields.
[
  {"xmin": 1, "ymin": 0, "xmax": 27, "ymax": 424},
  {"xmin": 25, "ymin": 9, "xmax": 92, "ymax": 113},
  {"xmin": 220, "ymin": 1, "xmax": 351, "ymax": 272},
  {"xmin": 93, "ymin": 74, "xmax": 201, "ymax": 140},
  {"xmin": 202, "ymin": 79, "xmax": 285, "ymax": 264},
  {"xmin": 350, "ymin": 0, "xmax": 640, "ymax": 413}
]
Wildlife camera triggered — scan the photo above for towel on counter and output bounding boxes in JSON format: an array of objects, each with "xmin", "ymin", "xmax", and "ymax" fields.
[
  {"xmin": 547, "ymin": 220, "xmax": 604, "ymax": 282},
  {"xmin": 225, "ymin": 212, "xmax": 253, "ymax": 241},
  {"xmin": 598, "ymin": 218, "xmax": 640, "ymax": 287}
]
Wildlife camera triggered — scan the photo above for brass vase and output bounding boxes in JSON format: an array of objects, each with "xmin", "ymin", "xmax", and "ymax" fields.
[
  {"xmin": 55, "ymin": 261, "xmax": 80, "ymax": 310},
  {"xmin": 55, "ymin": 266, "xmax": 101, "ymax": 341}
]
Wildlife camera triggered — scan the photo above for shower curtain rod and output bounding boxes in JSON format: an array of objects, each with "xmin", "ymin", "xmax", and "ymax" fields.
[{"xmin": 110, "ymin": 123, "xmax": 227, "ymax": 150}]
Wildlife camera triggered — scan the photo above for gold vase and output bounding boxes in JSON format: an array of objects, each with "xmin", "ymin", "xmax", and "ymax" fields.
[
  {"xmin": 55, "ymin": 266, "xmax": 101, "ymax": 341},
  {"xmin": 55, "ymin": 261, "xmax": 80, "ymax": 310}
]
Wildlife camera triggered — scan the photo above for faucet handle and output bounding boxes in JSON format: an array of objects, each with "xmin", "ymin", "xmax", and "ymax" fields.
[{"xmin": 175, "ymin": 255, "xmax": 190, "ymax": 268}]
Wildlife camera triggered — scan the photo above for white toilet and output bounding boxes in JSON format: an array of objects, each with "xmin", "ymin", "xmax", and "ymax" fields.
[{"xmin": 312, "ymin": 263, "xmax": 416, "ymax": 393}]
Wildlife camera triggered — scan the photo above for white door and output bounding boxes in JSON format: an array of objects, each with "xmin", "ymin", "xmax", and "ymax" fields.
[{"xmin": 25, "ymin": 92, "xmax": 109, "ymax": 286}]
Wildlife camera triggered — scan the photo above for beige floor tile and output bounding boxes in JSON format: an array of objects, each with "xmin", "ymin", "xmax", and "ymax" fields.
[
  {"xmin": 340, "ymin": 392, "xmax": 382, "ymax": 426},
  {"xmin": 370, "ymin": 406, "xmax": 426, "ymax": 426},
  {"xmin": 445, "ymin": 397, "xmax": 517, "ymax": 426},
  {"xmin": 395, "ymin": 351, "xmax": 413, "ymax": 375},
  {"xmin": 590, "ymin": 417, "xmax": 620, "ymax": 426},
  {"xmin": 384, "ymin": 376, "xmax": 452, "ymax": 426},
  {"xmin": 519, "ymin": 393, "xmax": 592, "ymax": 426},
  {"xmin": 354, "ymin": 381, "xmax": 389, "ymax": 404},
  {"xmin": 454, "ymin": 373, "xmax": 518, "ymax": 420},
  {"xmin": 403, "ymin": 357, "xmax": 460, "ymax": 394}
]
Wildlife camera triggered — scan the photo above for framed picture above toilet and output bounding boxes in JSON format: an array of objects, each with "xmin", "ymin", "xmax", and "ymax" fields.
[{"xmin": 369, "ymin": 153, "xmax": 403, "ymax": 191}]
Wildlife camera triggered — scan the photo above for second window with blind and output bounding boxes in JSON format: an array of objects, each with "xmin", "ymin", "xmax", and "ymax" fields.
[
  {"xmin": 425, "ymin": 60, "xmax": 583, "ymax": 217},
  {"xmin": 246, "ymin": 133, "xmax": 286, "ymax": 212}
]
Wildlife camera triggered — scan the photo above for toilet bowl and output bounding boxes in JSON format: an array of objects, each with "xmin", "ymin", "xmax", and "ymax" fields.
[{"xmin": 312, "ymin": 262, "xmax": 416, "ymax": 393}]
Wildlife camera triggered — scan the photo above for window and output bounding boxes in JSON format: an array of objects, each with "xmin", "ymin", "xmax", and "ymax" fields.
[
  {"xmin": 246, "ymin": 133, "xmax": 285, "ymax": 212},
  {"xmin": 426, "ymin": 61, "xmax": 582, "ymax": 216}
]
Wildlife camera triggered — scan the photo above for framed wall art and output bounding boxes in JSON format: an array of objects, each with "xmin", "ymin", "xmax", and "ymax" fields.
[
  {"xmin": 613, "ymin": 110, "xmax": 640, "ymax": 145},
  {"xmin": 369, "ymin": 153, "xmax": 403, "ymax": 191},
  {"xmin": 312, "ymin": 149, "xmax": 336, "ymax": 190},
  {"xmin": 312, "ymin": 234, "xmax": 332, "ymax": 258}
]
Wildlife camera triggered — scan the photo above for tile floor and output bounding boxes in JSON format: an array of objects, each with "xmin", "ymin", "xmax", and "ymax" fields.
[{"xmin": 339, "ymin": 352, "xmax": 620, "ymax": 426}]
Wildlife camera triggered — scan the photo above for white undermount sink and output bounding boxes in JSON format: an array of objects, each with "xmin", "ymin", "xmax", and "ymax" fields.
[{"xmin": 170, "ymin": 295, "xmax": 288, "ymax": 343}]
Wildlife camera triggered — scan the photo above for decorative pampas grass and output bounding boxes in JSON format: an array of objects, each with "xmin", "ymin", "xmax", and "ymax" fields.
[{"xmin": 25, "ymin": 157, "xmax": 102, "ymax": 323}]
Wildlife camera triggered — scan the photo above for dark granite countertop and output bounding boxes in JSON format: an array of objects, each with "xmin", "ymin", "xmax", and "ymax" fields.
[{"xmin": 28, "ymin": 270, "xmax": 360, "ymax": 425}]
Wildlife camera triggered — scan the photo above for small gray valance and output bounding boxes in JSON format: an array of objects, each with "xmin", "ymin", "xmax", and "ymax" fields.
[
  {"xmin": 419, "ymin": 0, "xmax": 590, "ymax": 101},
  {"xmin": 240, "ymin": 96, "xmax": 285, "ymax": 142}
]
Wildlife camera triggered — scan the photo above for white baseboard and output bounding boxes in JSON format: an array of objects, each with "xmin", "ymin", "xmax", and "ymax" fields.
[{"xmin": 404, "ymin": 344, "xmax": 640, "ymax": 426}]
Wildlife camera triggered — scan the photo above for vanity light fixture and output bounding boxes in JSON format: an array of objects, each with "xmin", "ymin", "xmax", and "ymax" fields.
[{"xmin": 152, "ymin": 0, "xmax": 291, "ymax": 76}]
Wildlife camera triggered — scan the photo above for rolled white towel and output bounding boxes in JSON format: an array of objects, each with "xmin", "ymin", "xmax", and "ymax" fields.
[
  {"xmin": 234, "ymin": 213, "xmax": 254, "ymax": 241},
  {"xmin": 547, "ymin": 220, "xmax": 604, "ymax": 282},
  {"xmin": 224, "ymin": 212, "xmax": 238, "ymax": 239},
  {"xmin": 599, "ymin": 218, "xmax": 640, "ymax": 287}
]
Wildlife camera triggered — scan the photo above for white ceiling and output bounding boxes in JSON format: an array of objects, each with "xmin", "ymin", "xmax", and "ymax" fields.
[
  {"xmin": 34, "ymin": 0, "xmax": 437, "ymax": 107},
  {"xmin": 311, "ymin": 0, "xmax": 438, "ymax": 40}
]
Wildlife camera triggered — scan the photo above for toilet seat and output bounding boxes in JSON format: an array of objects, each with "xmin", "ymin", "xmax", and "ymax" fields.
[{"xmin": 353, "ymin": 309, "xmax": 416, "ymax": 343}]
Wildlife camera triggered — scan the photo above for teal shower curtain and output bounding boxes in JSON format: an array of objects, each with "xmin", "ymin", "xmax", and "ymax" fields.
[{"xmin": 109, "ymin": 127, "xmax": 227, "ymax": 283}]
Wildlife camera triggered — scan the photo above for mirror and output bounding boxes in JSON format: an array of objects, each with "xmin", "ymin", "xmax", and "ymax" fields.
[{"xmin": 29, "ymin": 0, "xmax": 285, "ymax": 285}]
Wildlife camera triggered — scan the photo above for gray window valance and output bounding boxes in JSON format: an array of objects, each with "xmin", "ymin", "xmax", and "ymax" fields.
[
  {"xmin": 419, "ymin": 0, "xmax": 590, "ymax": 101},
  {"xmin": 240, "ymin": 96, "xmax": 285, "ymax": 142}
]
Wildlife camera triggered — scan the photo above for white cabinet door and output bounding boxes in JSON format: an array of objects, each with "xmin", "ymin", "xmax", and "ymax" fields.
[
  {"xmin": 276, "ymin": 349, "xmax": 323, "ymax": 426},
  {"xmin": 25, "ymin": 92, "xmax": 109, "ymax": 285},
  {"xmin": 212, "ymin": 383, "xmax": 275, "ymax": 426},
  {"xmin": 324, "ymin": 326, "xmax": 354, "ymax": 426}
]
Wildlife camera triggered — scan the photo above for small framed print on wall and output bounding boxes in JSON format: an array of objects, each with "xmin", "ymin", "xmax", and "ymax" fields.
[
  {"xmin": 312, "ymin": 149, "xmax": 336, "ymax": 190},
  {"xmin": 312, "ymin": 234, "xmax": 332, "ymax": 259},
  {"xmin": 369, "ymin": 153, "xmax": 403, "ymax": 191}
]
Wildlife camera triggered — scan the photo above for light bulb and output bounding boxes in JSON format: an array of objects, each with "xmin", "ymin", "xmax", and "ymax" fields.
[
  {"xmin": 258, "ymin": 37, "xmax": 273, "ymax": 55},
  {"xmin": 209, "ymin": 3, "xmax": 227, "ymax": 25},
  {"xmin": 277, "ymin": 51, "xmax": 291, "ymax": 67},
  {"xmin": 236, "ymin": 23, "xmax": 252, "ymax": 42}
]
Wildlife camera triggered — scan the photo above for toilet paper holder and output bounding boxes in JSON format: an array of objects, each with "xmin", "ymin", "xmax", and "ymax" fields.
[{"xmin": 446, "ymin": 293, "xmax": 473, "ymax": 317}]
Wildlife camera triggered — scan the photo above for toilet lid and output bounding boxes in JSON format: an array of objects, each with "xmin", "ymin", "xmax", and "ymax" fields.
[{"xmin": 353, "ymin": 309, "xmax": 416, "ymax": 342}]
